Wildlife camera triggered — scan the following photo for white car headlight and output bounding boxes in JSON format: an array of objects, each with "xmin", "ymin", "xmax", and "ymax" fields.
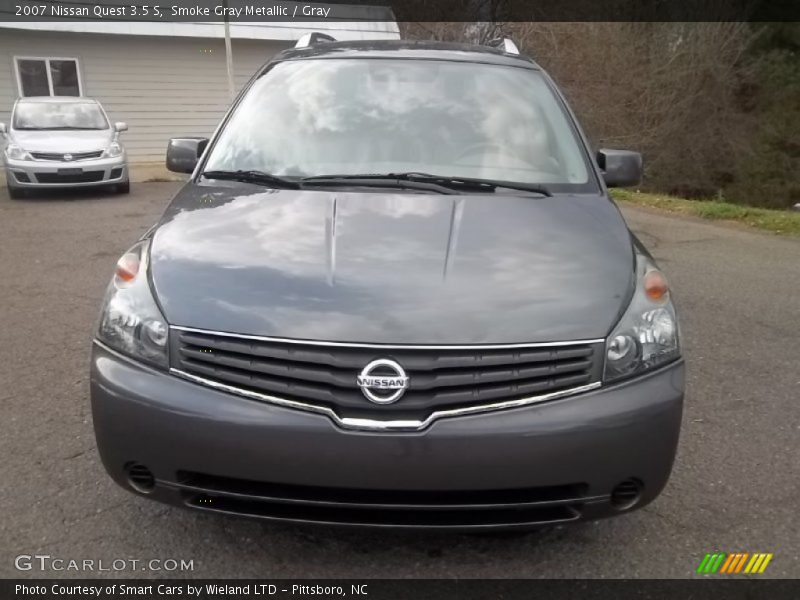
[
  {"xmin": 5, "ymin": 143, "xmax": 32, "ymax": 161},
  {"xmin": 97, "ymin": 239, "xmax": 168, "ymax": 369},
  {"xmin": 604, "ymin": 252, "xmax": 681, "ymax": 382},
  {"xmin": 103, "ymin": 142, "xmax": 123, "ymax": 158}
]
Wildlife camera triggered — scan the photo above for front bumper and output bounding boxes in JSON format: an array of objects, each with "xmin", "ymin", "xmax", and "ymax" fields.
[
  {"xmin": 4, "ymin": 154, "xmax": 127, "ymax": 188},
  {"xmin": 90, "ymin": 342, "xmax": 685, "ymax": 530}
]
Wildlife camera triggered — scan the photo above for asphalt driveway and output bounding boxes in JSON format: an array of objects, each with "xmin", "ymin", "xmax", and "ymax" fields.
[{"xmin": 0, "ymin": 182, "xmax": 798, "ymax": 578}]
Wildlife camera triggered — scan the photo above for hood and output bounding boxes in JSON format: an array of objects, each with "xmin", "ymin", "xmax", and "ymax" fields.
[
  {"xmin": 11, "ymin": 129, "xmax": 113, "ymax": 153},
  {"xmin": 149, "ymin": 185, "xmax": 635, "ymax": 344}
]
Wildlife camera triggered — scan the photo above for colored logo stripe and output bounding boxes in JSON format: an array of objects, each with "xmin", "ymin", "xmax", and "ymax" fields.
[
  {"xmin": 744, "ymin": 553, "xmax": 773, "ymax": 574},
  {"xmin": 697, "ymin": 553, "xmax": 726, "ymax": 573},
  {"xmin": 697, "ymin": 553, "xmax": 773, "ymax": 574},
  {"xmin": 722, "ymin": 553, "xmax": 748, "ymax": 573},
  {"xmin": 719, "ymin": 553, "xmax": 738, "ymax": 573}
]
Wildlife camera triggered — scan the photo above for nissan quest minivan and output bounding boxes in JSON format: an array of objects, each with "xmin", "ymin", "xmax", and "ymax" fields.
[{"xmin": 90, "ymin": 37, "xmax": 684, "ymax": 530}]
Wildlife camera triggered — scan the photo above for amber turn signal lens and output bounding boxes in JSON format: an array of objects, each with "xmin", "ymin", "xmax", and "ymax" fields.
[
  {"xmin": 114, "ymin": 252, "xmax": 140, "ymax": 284},
  {"xmin": 644, "ymin": 270, "xmax": 669, "ymax": 301}
]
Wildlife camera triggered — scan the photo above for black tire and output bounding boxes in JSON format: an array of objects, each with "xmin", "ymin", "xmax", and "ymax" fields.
[
  {"xmin": 7, "ymin": 184, "xmax": 25, "ymax": 199},
  {"xmin": 115, "ymin": 180, "xmax": 130, "ymax": 194}
]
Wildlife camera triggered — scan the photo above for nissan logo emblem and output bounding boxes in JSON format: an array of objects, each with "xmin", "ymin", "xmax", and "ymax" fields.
[{"xmin": 356, "ymin": 358, "xmax": 409, "ymax": 404}]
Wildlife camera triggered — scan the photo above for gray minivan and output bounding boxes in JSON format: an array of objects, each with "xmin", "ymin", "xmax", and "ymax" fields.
[{"xmin": 90, "ymin": 37, "xmax": 684, "ymax": 530}]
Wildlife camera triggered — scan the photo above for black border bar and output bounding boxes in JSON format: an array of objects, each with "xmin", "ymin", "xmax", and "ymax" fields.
[
  {"xmin": 3, "ymin": 579, "xmax": 800, "ymax": 600},
  {"xmin": 1, "ymin": 0, "xmax": 799, "ymax": 22}
]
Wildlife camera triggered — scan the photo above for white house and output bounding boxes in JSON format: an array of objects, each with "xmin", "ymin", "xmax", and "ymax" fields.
[{"xmin": 0, "ymin": 10, "xmax": 399, "ymax": 178}]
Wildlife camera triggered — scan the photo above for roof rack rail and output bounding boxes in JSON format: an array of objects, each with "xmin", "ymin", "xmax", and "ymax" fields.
[
  {"xmin": 295, "ymin": 32, "xmax": 337, "ymax": 49},
  {"xmin": 486, "ymin": 37, "xmax": 520, "ymax": 55}
]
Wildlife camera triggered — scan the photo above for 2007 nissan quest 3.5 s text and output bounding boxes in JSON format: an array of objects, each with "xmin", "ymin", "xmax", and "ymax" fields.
[{"xmin": 90, "ymin": 37, "xmax": 684, "ymax": 530}]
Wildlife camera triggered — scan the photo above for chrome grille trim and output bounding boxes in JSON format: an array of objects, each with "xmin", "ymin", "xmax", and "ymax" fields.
[
  {"xmin": 171, "ymin": 325, "xmax": 604, "ymax": 350},
  {"xmin": 30, "ymin": 150, "xmax": 104, "ymax": 161},
  {"xmin": 170, "ymin": 367, "xmax": 602, "ymax": 432}
]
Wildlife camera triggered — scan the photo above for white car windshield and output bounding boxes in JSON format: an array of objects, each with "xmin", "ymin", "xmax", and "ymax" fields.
[
  {"xmin": 13, "ymin": 102, "xmax": 108, "ymax": 130},
  {"xmin": 204, "ymin": 58, "xmax": 595, "ymax": 191}
]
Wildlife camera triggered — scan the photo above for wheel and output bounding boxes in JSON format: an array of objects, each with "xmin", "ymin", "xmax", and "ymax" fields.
[
  {"xmin": 7, "ymin": 183, "xmax": 25, "ymax": 199},
  {"xmin": 115, "ymin": 180, "xmax": 130, "ymax": 194}
]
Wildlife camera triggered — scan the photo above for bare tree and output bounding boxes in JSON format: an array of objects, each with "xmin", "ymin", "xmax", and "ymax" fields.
[{"xmin": 402, "ymin": 21, "xmax": 761, "ymax": 198}]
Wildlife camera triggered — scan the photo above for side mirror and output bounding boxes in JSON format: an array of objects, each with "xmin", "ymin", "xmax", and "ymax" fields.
[
  {"xmin": 597, "ymin": 149, "xmax": 642, "ymax": 188},
  {"xmin": 114, "ymin": 122, "xmax": 128, "ymax": 133},
  {"xmin": 0, "ymin": 123, "xmax": 6, "ymax": 135},
  {"xmin": 166, "ymin": 137, "xmax": 209, "ymax": 174}
]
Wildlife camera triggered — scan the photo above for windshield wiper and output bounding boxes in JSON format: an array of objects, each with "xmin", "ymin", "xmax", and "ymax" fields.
[
  {"xmin": 303, "ymin": 173, "xmax": 552, "ymax": 196},
  {"xmin": 301, "ymin": 174, "xmax": 458, "ymax": 195},
  {"xmin": 201, "ymin": 170, "xmax": 300, "ymax": 189},
  {"xmin": 393, "ymin": 173, "xmax": 553, "ymax": 196}
]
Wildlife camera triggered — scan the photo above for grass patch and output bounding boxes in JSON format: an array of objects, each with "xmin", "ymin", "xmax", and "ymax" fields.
[{"xmin": 611, "ymin": 189, "xmax": 800, "ymax": 236}]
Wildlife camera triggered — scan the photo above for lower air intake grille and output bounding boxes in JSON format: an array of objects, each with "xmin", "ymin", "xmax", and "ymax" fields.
[
  {"xmin": 36, "ymin": 171, "xmax": 104, "ymax": 183},
  {"xmin": 175, "ymin": 471, "xmax": 590, "ymax": 529},
  {"xmin": 611, "ymin": 478, "xmax": 643, "ymax": 509},
  {"xmin": 126, "ymin": 463, "xmax": 155, "ymax": 493}
]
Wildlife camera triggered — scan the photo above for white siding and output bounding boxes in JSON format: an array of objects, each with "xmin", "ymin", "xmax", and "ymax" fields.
[
  {"xmin": 0, "ymin": 29, "xmax": 292, "ymax": 162},
  {"xmin": 0, "ymin": 20, "xmax": 401, "ymax": 42}
]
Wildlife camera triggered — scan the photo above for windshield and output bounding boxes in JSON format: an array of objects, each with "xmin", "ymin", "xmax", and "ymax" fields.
[
  {"xmin": 13, "ymin": 102, "xmax": 108, "ymax": 130},
  {"xmin": 204, "ymin": 59, "xmax": 595, "ymax": 191}
]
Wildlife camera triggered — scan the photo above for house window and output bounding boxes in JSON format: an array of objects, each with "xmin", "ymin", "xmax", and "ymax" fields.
[{"xmin": 15, "ymin": 57, "xmax": 82, "ymax": 97}]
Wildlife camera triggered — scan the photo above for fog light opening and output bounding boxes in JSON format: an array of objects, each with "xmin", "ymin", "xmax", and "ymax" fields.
[
  {"xmin": 125, "ymin": 462, "xmax": 155, "ymax": 494},
  {"xmin": 611, "ymin": 478, "xmax": 643, "ymax": 510}
]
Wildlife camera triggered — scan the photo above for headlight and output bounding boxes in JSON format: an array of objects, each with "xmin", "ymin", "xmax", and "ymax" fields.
[
  {"xmin": 5, "ymin": 144, "xmax": 32, "ymax": 161},
  {"xmin": 97, "ymin": 239, "xmax": 168, "ymax": 368},
  {"xmin": 103, "ymin": 142, "xmax": 123, "ymax": 158},
  {"xmin": 604, "ymin": 253, "xmax": 680, "ymax": 382}
]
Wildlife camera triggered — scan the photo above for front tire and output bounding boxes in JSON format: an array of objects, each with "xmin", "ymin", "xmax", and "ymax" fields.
[{"xmin": 115, "ymin": 180, "xmax": 130, "ymax": 194}]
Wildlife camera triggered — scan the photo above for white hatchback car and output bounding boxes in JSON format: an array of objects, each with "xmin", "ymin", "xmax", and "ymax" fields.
[{"xmin": 1, "ymin": 96, "xmax": 129, "ymax": 198}]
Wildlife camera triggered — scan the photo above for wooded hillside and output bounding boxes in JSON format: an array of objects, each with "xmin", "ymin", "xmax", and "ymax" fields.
[{"xmin": 402, "ymin": 22, "xmax": 800, "ymax": 209}]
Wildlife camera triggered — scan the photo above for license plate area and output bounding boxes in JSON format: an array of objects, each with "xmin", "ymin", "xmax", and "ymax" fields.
[{"xmin": 57, "ymin": 168, "xmax": 83, "ymax": 175}]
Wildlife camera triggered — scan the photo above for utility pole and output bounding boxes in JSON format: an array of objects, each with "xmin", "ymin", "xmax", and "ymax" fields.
[{"xmin": 223, "ymin": 0, "xmax": 235, "ymax": 100}]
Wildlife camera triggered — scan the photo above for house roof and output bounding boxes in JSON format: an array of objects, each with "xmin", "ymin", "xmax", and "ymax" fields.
[{"xmin": 0, "ymin": 20, "xmax": 400, "ymax": 41}]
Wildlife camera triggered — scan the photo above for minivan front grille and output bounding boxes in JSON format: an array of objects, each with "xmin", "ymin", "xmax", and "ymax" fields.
[{"xmin": 170, "ymin": 328, "xmax": 603, "ymax": 425}]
